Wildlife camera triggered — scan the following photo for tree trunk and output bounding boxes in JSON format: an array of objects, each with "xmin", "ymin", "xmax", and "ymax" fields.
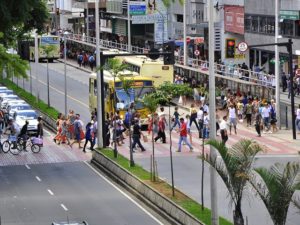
[{"xmin": 233, "ymin": 207, "xmax": 244, "ymax": 225}]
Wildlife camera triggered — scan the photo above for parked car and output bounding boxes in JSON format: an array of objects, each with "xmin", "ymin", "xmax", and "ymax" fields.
[
  {"xmin": 51, "ymin": 222, "xmax": 88, "ymax": 225},
  {"xmin": 14, "ymin": 110, "xmax": 38, "ymax": 134},
  {"xmin": 1, "ymin": 95, "xmax": 21, "ymax": 108},
  {"xmin": 2, "ymin": 100, "xmax": 26, "ymax": 110},
  {"xmin": 9, "ymin": 104, "xmax": 32, "ymax": 119}
]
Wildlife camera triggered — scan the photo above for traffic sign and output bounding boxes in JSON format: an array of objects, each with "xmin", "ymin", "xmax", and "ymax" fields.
[
  {"xmin": 194, "ymin": 50, "xmax": 200, "ymax": 56},
  {"xmin": 119, "ymin": 36, "xmax": 124, "ymax": 42},
  {"xmin": 296, "ymin": 68, "xmax": 300, "ymax": 76},
  {"xmin": 237, "ymin": 41, "xmax": 248, "ymax": 52}
]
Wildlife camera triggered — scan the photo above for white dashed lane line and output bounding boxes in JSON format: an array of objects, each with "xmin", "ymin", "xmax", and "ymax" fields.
[
  {"xmin": 60, "ymin": 204, "xmax": 68, "ymax": 211},
  {"xmin": 25, "ymin": 164, "xmax": 31, "ymax": 170},
  {"xmin": 47, "ymin": 189, "xmax": 54, "ymax": 196},
  {"xmin": 36, "ymin": 176, "xmax": 42, "ymax": 182}
]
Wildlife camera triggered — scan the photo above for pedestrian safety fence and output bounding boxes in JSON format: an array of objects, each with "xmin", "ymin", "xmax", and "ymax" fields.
[{"xmin": 60, "ymin": 33, "xmax": 275, "ymax": 99}]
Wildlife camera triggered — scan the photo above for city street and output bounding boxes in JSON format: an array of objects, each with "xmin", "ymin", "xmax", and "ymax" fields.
[
  {"xmin": 10, "ymin": 60, "xmax": 300, "ymax": 225},
  {"xmin": 0, "ymin": 161, "xmax": 167, "ymax": 225}
]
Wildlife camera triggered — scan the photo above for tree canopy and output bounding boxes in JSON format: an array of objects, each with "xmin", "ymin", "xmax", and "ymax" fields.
[{"xmin": 0, "ymin": 0, "xmax": 49, "ymax": 46}]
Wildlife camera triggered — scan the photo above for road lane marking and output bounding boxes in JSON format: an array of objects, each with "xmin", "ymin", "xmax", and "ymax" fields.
[
  {"xmin": 31, "ymin": 75, "xmax": 88, "ymax": 108},
  {"xmin": 47, "ymin": 189, "xmax": 54, "ymax": 196},
  {"xmin": 60, "ymin": 204, "xmax": 68, "ymax": 211},
  {"xmin": 85, "ymin": 162, "xmax": 164, "ymax": 225},
  {"xmin": 36, "ymin": 176, "xmax": 42, "ymax": 182},
  {"xmin": 25, "ymin": 164, "xmax": 31, "ymax": 170}
]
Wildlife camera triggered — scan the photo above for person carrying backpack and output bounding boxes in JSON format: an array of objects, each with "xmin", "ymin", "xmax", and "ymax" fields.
[
  {"xmin": 89, "ymin": 54, "xmax": 95, "ymax": 71},
  {"xmin": 77, "ymin": 52, "xmax": 83, "ymax": 67}
]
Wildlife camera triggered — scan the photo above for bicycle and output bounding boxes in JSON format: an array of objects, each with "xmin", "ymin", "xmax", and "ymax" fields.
[
  {"xmin": 14, "ymin": 136, "xmax": 41, "ymax": 155},
  {"xmin": 2, "ymin": 134, "xmax": 20, "ymax": 155}
]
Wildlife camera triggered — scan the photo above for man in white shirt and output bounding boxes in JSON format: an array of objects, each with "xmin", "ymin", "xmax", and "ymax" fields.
[
  {"xmin": 220, "ymin": 116, "xmax": 228, "ymax": 144},
  {"xmin": 203, "ymin": 111, "xmax": 209, "ymax": 139},
  {"xmin": 296, "ymin": 104, "xmax": 300, "ymax": 134},
  {"xmin": 197, "ymin": 107, "xmax": 204, "ymax": 138},
  {"xmin": 228, "ymin": 104, "xmax": 237, "ymax": 135},
  {"xmin": 262, "ymin": 103, "xmax": 270, "ymax": 131}
]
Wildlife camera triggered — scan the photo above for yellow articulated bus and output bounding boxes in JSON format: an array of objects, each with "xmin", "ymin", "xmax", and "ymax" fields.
[
  {"xmin": 89, "ymin": 71, "xmax": 154, "ymax": 128},
  {"xmin": 118, "ymin": 55, "xmax": 174, "ymax": 87}
]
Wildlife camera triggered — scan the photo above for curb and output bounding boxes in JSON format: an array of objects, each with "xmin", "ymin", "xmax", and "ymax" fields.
[
  {"xmin": 57, "ymin": 59, "xmax": 92, "ymax": 74},
  {"xmin": 92, "ymin": 151, "xmax": 205, "ymax": 225}
]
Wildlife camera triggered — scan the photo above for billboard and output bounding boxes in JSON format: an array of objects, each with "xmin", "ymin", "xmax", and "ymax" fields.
[
  {"xmin": 129, "ymin": 1, "xmax": 147, "ymax": 15},
  {"xmin": 224, "ymin": 5, "xmax": 244, "ymax": 35}
]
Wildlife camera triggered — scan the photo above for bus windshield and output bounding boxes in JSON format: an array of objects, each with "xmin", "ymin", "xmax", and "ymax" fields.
[
  {"xmin": 41, "ymin": 36, "xmax": 60, "ymax": 45},
  {"xmin": 115, "ymin": 86, "xmax": 153, "ymax": 110}
]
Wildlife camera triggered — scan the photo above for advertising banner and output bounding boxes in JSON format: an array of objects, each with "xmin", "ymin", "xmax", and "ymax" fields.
[
  {"xmin": 129, "ymin": 1, "xmax": 147, "ymax": 15},
  {"xmin": 224, "ymin": 5, "xmax": 244, "ymax": 35}
]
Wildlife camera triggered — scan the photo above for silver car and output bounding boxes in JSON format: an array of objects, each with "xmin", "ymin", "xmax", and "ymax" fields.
[{"xmin": 51, "ymin": 221, "xmax": 88, "ymax": 225}]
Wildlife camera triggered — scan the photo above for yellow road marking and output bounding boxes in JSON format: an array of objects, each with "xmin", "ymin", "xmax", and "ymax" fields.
[{"xmin": 31, "ymin": 76, "xmax": 89, "ymax": 108}]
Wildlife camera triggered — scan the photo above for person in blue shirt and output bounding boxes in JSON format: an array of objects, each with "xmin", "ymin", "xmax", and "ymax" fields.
[{"xmin": 83, "ymin": 122, "xmax": 94, "ymax": 153}]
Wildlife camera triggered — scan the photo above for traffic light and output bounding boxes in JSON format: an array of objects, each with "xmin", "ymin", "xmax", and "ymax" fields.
[
  {"xmin": 163, "ymin": 41, "xmax": 175, "ymax": 65},
  {"xmin": 225, "ymin": 39, "xmax": 235, "ymax": 58}
]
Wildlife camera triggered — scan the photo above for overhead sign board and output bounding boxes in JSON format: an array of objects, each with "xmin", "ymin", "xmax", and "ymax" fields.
[
  {"xmin": 280, "ymin": 10, "xmax": 300, "ymax": 20},
  {"xmin": 129, "ymin": 1, "xmax": 146, "ymax": 15}
]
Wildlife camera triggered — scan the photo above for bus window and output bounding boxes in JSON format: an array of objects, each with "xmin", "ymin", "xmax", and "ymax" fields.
[
  {"xmin": 94, "ymin": 80, "xmax": 97, "ymax": 96},
  {"xmin": 89, "ymin": 78, "xmax": 93, "ymax": 93}
]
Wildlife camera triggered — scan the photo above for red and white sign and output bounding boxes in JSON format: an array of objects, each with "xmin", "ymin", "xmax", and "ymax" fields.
[
  {"xmin": 194, "ymin": 50, "xmax": 200, "ymax": 56},
  {"xmin": 296, "ymin": 68, "xmax": 300, "ymax": 76},
  {"xmin": 224, "ymin": 5, "xmax": 244, "ymax": 35},
  {"xmin": 237, "ymin": 42, "xmax": 248, "ymax": 52},
  {"xmin": 119, "ymin": 36, "xmax": 124, "ymax": 42}
]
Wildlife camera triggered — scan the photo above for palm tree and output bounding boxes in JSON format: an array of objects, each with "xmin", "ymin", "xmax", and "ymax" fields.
[
  {"xmin": 249, "ymin": 162, "xmax": 300, "ymax": 225},
  {"xmin": 142, "ymin": 93, "xmax": 160, "ymax": 181},
  {"xmin": 203, "ymin": 139, "xmax": 263, "ymax": 225},
  {"xmin": 40, "ymin": 45, "xmax": 56, "ymax": 107}
]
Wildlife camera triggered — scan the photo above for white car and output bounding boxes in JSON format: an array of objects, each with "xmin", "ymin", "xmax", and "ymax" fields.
[
  {"xmin": 9, "ymin": 104, "xmax": 32, "ymax": 119},
  {"xmin": 51, "ymin": 222, "xmax": 88, "ymax": 225},
  {"xmin": 14, "ymin": 110, "xmax": 38, "ymax": 134},
  {"xmin": 0, "ymin": 95, "xmax": 20, "ymax": 107},
  {"xmin": 3, "ymin": 100, "xmax": 26, "ymax": 111}
]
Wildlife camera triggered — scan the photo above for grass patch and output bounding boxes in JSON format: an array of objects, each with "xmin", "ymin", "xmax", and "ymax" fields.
[
  {"xmin": 1, "ymin": 78, "xmax": 59, "ymax": 119},
  {"xmin": 98, "ymin": 148, "xmax": 233, "ymax": 225}
]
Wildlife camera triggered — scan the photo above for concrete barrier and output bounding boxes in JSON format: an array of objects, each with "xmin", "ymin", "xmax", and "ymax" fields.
[{"xmin": 92, "ymin": 151, "xmax": 205, "ymax": 225}]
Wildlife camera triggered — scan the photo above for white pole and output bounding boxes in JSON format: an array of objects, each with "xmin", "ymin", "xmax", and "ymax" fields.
[
  {"xmin": 127, "ymin": 0, "xmax": 132, "ymax": 52},
  {"xmin": 95, "ymin": 0, "xmax": 104, "ymax": 148},
  {"xmin": 183, "ymin": 0, "xmax": 187, "ymax": 66},
  {"xmin": 34, "ymin": 32, "xmax": 39, "ymax": 103},
  {"xmin": 275, "ymin": 0, "xmax": 281, "ymax": 129},
  {"xmin": 64, "ymin": 34, "xmax": 68, "ymax": 116},
  {"xmin": 86, "ymin": 2, "xmax": 90, "ymax": 39},
  {"xmin": 208, "ymin": 1, "xmax": 218, "ymax": 225}
]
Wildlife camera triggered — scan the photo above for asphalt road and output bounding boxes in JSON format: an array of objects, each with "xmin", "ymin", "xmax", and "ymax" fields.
[
  {"xmin": 11, "ymin": 61, "xmax": 300, "ymax": 225},
  {"xmin": 0, "ymin": 162, "xmax": 167, "ymax": 225}
]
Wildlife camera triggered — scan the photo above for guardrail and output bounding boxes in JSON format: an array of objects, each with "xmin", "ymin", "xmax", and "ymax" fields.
[
  {"xmin": 175, "ymin": 57, "xmax": 276, "ymax": 89},
  {"xmin": 59, "ymin": 33, "xmax": 149, "ymax": 54}
]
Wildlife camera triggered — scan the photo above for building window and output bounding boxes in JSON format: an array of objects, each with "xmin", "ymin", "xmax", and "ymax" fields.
[
  {"xmin": 295, "ymin": 20, "xmax": 300, "ymax": 37},
  {"xmin": 251, "ymin": 16, "xmax": 259, "ymax": 32},
  {"xmin": 282, "ymin": 19, "xmax": 294, "ymax": 36},
  {"xmin": 176, "ymin": 14, "xmax": 183, "ymax": 23},
  {"xmin": 245, "ymin": 15, "xmax": 252, "ymax": 31}
]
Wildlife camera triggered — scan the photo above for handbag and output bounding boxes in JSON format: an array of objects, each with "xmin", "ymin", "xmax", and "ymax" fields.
[
  {"xmin": 80, "ymin": 130, "xmax": 85, "ymax": 140},
  {"xmin": 143, "ymin": 135, "xmax": 148, "ymax": 142}
]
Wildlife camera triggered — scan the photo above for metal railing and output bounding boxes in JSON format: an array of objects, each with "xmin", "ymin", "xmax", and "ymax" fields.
[
  {"xmin": 59, "ymin": 33, "xmax": 149, "ymax": 54},
  {"xmin": 175, "ymin": 56, "xmax": 276, "ymax": 89}
]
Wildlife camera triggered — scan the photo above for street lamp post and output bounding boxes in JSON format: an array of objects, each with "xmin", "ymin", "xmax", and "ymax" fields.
[
  {"xmin": 183, "ymin": 0, "xmax": 187, "ymax": 66},
  {"xmin": 127, "ymin": 0, "xmax": 132, "ymax": 53},
  {"xmin": 64, "ymin": 33, "xmax": 68, "ymax": 116},
  {"xmin": 208, "ymin": 1, "xmax": 218, "ymax": 225},
  {"xmin": 34, "ymin": 32, "xmax": 39, "ymax": 103},
  {"xmin": 275, "ymin": 0, "xmax": 281, "ymax": 129},
  {"xmin": 95, "ymin": 0, "xmax": 104, "ymax": 148}
]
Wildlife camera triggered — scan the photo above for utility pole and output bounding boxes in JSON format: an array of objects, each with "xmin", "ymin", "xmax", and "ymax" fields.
[
  {"xmin": 183, "ymin": 0, "xmax": 187, "ymax": 66},
  {"xmin": 275, "ymin": 0, "xmax": 281, "ymax": 129},
  {"xmin": 34, "ymin": 32, "xmax": 40, "ymax": 103},
  {"xmin": 95, "ymin": 0, "xmax": 104, "ymax": 148},
  {"xmin": 86, "ymin": 2, "xmax": 90, "ymax": 38},
  {"xmin": 64, "ymin": 33, "xmax": 68, "ymax": 116},
  {"xmin": 208, "ymin": 1, "xmax": 218, "ymax": 225},
  {"xmin": 127, "ymin": 0, "xmax": 132, "ymax": 52},
  {"xmin": 54, "ymin": 0, "xmax": 58, "ymax": 32}
]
